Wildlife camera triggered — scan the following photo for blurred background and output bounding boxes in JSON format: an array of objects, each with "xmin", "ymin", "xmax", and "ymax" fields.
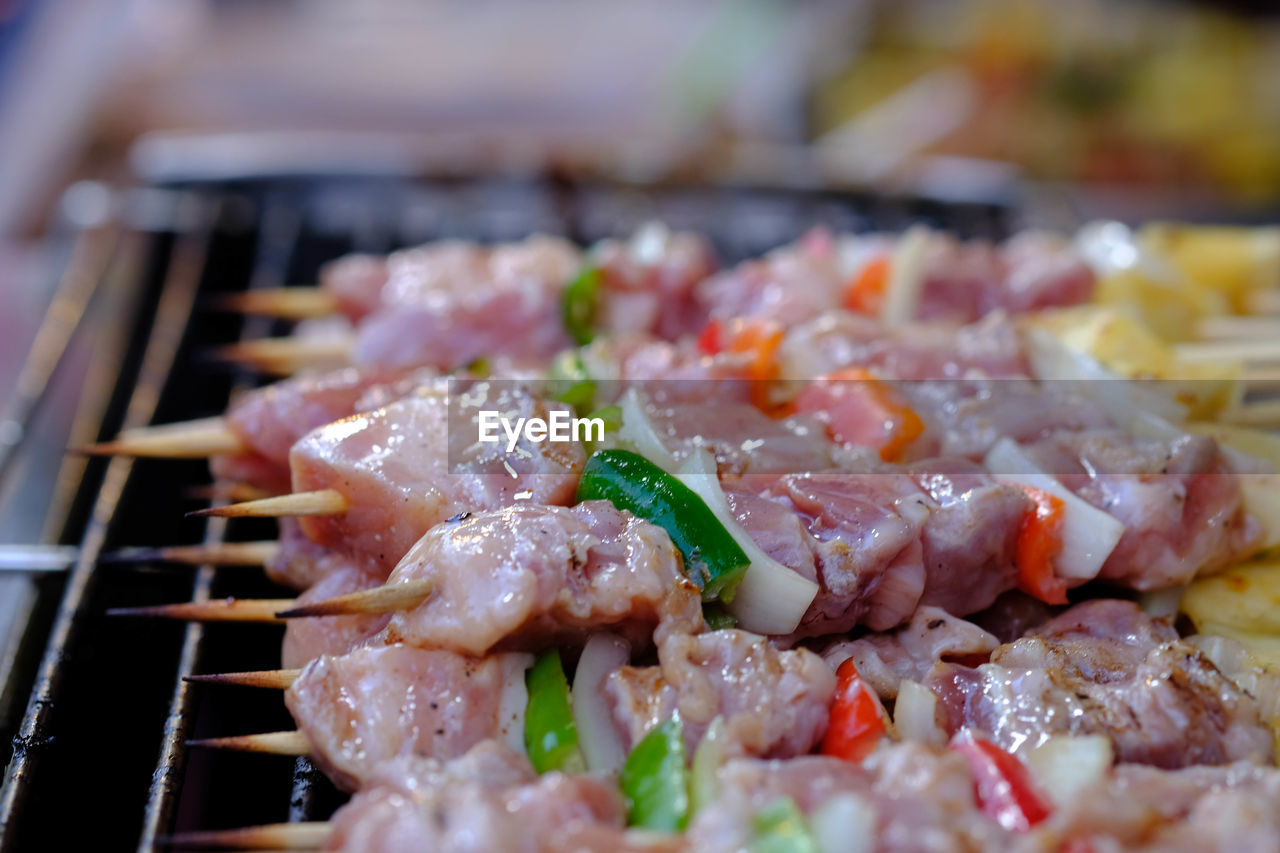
[
  {"xmin": 0, "ymin": 1, "xmax": 1277, "ymax": 843},
  {"xmin": 2, "ymin": 0, "xmax": 1280, "ymax": 241}
]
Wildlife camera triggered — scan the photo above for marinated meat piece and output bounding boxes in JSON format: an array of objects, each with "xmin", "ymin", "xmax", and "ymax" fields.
[
  {"xmin": 320, "ymin": 253, "xmax": 389, "ymax": 321},
  {"xmin": 285, "ymin": 644, "xmax": 529, "ymax": 791},
  {"xmin": 777, "ymin": 310, "xmax": 1031, "ymax": 380},
  {"xmin": 384, "ymin": 502, "xmax": 701, "ymax": 656},
  {"xmin": 282, "ymin": 565, "xmax": 388, "ymax": 669},
  {"xmin": 687, "ymin": 745, "xmax": 1009, "ymax": 853},
  {"xmin": 917, "ymin": 231, "xmax": 1095, "ymax": 323},
  {"xmin": 649, "ymin": 401, "xmax": 835, "ymax": 476},
  {"xmin": 592, "ymin": 225, "xmax": 717, "ymax": 341},
  {"xmin": 1032, "ymin": 762, "xmax": 1280, "ymax": 853},
  {"xmin": 352, "ymin": 236, "xmax": 581, "ymax": 370},
  {"xmin": 696, "ymin": 231, "xmax": 849, "ymax": 328},
  {"xmin": 901, "ymin": 379, "xmax": 1113, "ymax": 461},
  {"xmin": 266, "ymin": 518, "xmax": 383, "ymax": 590},
  {"xmin": 291, "ymin": 383, "xmax": 584, "ymax": 571},
  {"xmin": 823, "ymin": 606, "xmax": 999, "ymax": 699},
  {"xmin": 210, "ymin": 366, "xmax": 409, "ymax": 491},
  {"xmin": 325, "ymin": 743, "xmax": 665, "ymax": 853},
  {"xmin": 909, "ymin": 459, "xmax": 1030, "ymax": 614},
  {"xmin": 927, "ymin": 600, "xmax": 1275, "ymax": 767},
  {"xmin": 606, "ymin": 629, "xmax": 835, "ymax": 759},
  {"xmin": 726, "ymin": 471, "xmax": 931, "ymax": 638},
  {"xmin": 1023, "ymin": 430, "xmax": 1261, "ymax": 588}
]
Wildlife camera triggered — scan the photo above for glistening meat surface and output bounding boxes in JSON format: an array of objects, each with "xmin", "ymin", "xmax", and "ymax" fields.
[
  {"xmin": 725, "ymin": 461, "xmax": 1032, "ymax": 639},
  {"xmin": 285, "ymin": 644, "xmax": 529, "ymax": 791},
  {"xmin": 383, "ymin": 501, "xmax": 702, "ymax": 656},
  {"xmin": 290, "ymin": 382, "xmax": 583, "ymax": 571},
  {"xmin": 926, "ymin": 600, "xmax": 1275, "ymax": 767},
  {"xmin": 606, "ymin": 629, "xmax": 835, "ymax": 759},
  {"xmin": 324, "ymin": 743, "xmax": 671, "ymax": 853},
  {"xmin": 1022, "ymin": 429, "xmax": 1261, "ymax": 588},
  {"xmin": 351, "ymin": 236, "xmax": 581, "ymax": 370},
  {"xmin": 210, "ymin": 366, "xmax": 410, "ymax": 492}
]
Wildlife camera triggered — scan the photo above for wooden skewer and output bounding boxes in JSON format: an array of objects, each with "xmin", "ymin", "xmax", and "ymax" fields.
[
  {"xmin": 276, "ymin": 578, "xmax": 434, "ymax": 618},
  {"xmin": 1197, "ymin": 315, "xmax": 1280, "ymax": 341},
  {"xmin": 1221, "ymin": 399, "xmax": 1280, "ymax": 427},
  {"xmin": 215, "ymin": 337, "xmax": 354, "ymax": 375},
  {"xmin": 1175, "ymin": 339, "xmax": 1280, "ymax": 365},
  {"xmin": 107, "ymin": 598, "xmax": 293, "ymax": 622},
  {"xmin": 166, "ymin": 822, "xmax": 329, "ymax": 851},
  {"xmin": 1245, "ymin": 290, "xmax": 1280, "ymax": 315},
  {"xmin": 216, "ymin": 287, "xmax": 339, "ymax": 320},
  {"xmin": 76, "ymin": 417, "xmax": 245, "ymax": 458},
  {"xmin": 155, "ymin": 540, "xmax": 280, "ymax": 566},
  {"xmin": 185, "ymin": 669, "xmax": 301, "ymax": 689},
  {"xmin": 188, "ymin": 489, "xmax": 349, "ymax": 519},
  {"xmin": 187, "ymin": 730, "xmax": 311, "ymax": 756}
]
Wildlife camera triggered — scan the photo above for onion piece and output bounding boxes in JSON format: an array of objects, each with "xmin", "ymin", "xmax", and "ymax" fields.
[
  {"xmin": 1022, "ymin": 735, "xmax": 1112, "ymax": 809},
  {"xmin": 984, "ymin": 437, "xmax": 1124, "ymax": 582},
  {"xmin": 615, "ymin": 390, "xmax": 818, "ymax": 635},
  {"xmin": 893, "ymin": 680, "xmax": 945, "ymax": 748},
  {"xmin": 810, "ymin": 792, "xmax": 877, "ymax": 853},
  {"xmin": 677, "ymin": 448, "xmax": 818, "ymax": 635},
  {"xmin": 498, "ymin": 653, "xmax": 535, "ymax": 755},
  {"xmin": 1139, "ymin": 586, "xmax": 1186, "ymax": 620},
  {"xmin": 879, "ymin": 225, "xmax": 932, "ymax": 326},
  {"xmin": 570, "ymin": 633, "xmax": 631, "ymax": 775},
  {"xmin": 617, "ymin": 388, "xmax": 679, "ymax": 471},
  {"xmin": 689, "ymin": 715, "xmax": 728, "ymax": 815}
]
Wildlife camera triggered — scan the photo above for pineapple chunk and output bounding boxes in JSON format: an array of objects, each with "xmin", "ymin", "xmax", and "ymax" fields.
[
  {"xmin": 1139, "ymin": 224, "xmax": 1280, "ymax": 312},
  {"xmin": 1182, "ymin": 560, "xmax": 1280, "ymax": 638},
  {"xmin": 1031, "ymin": 306, "xmax": 1241, "ymax": 417}
]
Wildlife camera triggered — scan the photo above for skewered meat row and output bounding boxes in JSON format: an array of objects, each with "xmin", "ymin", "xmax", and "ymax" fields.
[
  {"xmin": 303, "ymin": 227, "xmax": 1094, "ymax": 375},
  {"xmin": 828, "ymin": 599, "xmax": 1276, "ymax": 768}
]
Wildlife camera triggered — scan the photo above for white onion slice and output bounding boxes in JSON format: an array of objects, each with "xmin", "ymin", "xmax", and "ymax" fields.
[
  {"xmin": 810, "ymin": 792, "xmax": 877, "ymax": 853},
  {"xmin": 497, "ymin": 653, "xmax": 534, "ymax": 755},
  {"xmin": 893, "ymin": 680, "xmax": 945, "ymax": 748},
  {"xmin": 690, "ymin": 715, "xmax": 729, "ymax": 814},
  {"xmin": 677, "ymin": 448, "xmax": 818, "ymax": 635},
  {"xmin": 570, "ymin": 633, "xmax": 631, "ymax": 775},
  {"xmin": 984, "ymin": 437, "xmax": 1125, "ymax": 582},
  {"xmin": 879, "ymin": 225, "xmax": 932, "ymax": 326},
  {"xmin": 617, "ymin": 388, "xmax": 679, "ymax": 471},
  {"xmin": 616, "ymin": 390, "xmax": 818, "ymax": 635},
  {"xmin": 1139, "ymin": 586, "xmax": 1186, "ymax": 620},
  {"xmin": 1023, "ymin": 735, "xmax": 1112, "ymax": 808}
]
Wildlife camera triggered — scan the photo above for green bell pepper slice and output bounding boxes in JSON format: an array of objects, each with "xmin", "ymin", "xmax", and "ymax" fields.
[
  {"xmin": 620, "ymin": 716, "xmax": 690, "ymax": 832},
  {"xmin": 751, "ymin": 797, "xmax": 820, "ymax": 853},
  {"xmin": 575, "ymin": 449, "xmax": 748, "ymax": 602},
  {"xmin": 524, "ymin": 649, "xmax": 585, "ymax": 774},
  {"xmin": 563, "ymin": 265, "xmax": 603, "ymax": 346}
]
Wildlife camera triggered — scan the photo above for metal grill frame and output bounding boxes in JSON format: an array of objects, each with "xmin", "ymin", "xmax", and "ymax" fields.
[{"xmin": 0, "ymin": 172, "xmax": 1014, "ymax": 852}]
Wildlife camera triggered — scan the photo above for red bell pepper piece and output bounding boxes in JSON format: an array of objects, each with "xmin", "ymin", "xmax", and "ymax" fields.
[
  {"xmin": 1014, "ymin": 484, "xmax": 1069, "ymax": 605},
  {"xmin": 950, "ymin": 730, "xmax": 1051, "ymax": 832},
  {"xmin": 821, "ymin": 659, "xmax": 886, "ymax": 763},
  {"xmin": 792, "ymin": 367, "xmax": 924, "ymax": 462},
  {"xmin": 843, "ymin": 255, "xmax": 890, "ymax": 315}
]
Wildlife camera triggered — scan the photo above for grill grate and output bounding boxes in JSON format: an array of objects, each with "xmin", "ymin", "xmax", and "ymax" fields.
[{"xmin": 0, "ymin": 175, "xmax": 1012, "ymax": 851}]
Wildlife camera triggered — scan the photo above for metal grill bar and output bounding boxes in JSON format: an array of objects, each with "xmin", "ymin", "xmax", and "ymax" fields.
[
  {"xmin": 0, "ymin": 173, "xmax": 1013, "ymax": 850},
  {"xmin": 138, "ymin": 196, "xmax": 303, "ymax": 852},
  {"xmin": 0, "ymin": 206, "xmax": 215, "ymax": 853}
]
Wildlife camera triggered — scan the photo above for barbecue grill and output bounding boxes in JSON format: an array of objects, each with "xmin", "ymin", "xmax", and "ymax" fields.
[{"xmin": 0, "ymin": 167, "xmax": 1014, "ymax": 852}]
